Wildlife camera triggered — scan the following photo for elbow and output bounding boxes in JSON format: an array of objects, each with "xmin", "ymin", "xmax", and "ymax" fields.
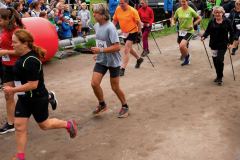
[{"xmin": 30, "ymin": 82, "xmax": 39, "ymax": 90}]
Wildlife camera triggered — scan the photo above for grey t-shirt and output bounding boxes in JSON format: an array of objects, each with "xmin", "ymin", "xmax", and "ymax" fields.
[
  {"xmin": 94, "ymin": 21, "xmax": 121, "ymax": 67},
  {"xmin": 77, "ymin": 9, "xmax": 91, "ymax": 27}
]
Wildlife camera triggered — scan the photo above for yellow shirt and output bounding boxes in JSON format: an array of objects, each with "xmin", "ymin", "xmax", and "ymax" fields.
[{"xmin": 113, "ymin": 5, "xmax": 140, "ymax": 33}]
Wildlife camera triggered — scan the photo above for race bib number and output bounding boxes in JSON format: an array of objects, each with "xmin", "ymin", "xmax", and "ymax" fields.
[
  {"xmin": 2, "ymin": 55, "xmax": 10, "ymax": 61},
  {"xmin": 179, "ymin": 30, "xmax": 187, "ymax": 37},
  {"xmin": 236, "ymin": 24, "xmax": 240, "ymax": 30},
  {"xmin": 211, "ymin": 50, "xmax": 218, "ymax": 57},
  {"xmin": 96, "ymin": 39, "xmax": 107, "ymax": 48},
  {"xmin": 14, "ymin": 81, "xmax": 25, "ymax": 95}
]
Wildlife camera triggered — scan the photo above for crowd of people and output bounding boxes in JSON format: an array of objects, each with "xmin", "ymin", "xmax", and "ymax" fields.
[
  {"xmin": 0, "ymin": 0, "xmax": 240, "ymax": 159},
  {"xmin": 0, "ymin": 0, "xmax": 92, "ymax": 39}
]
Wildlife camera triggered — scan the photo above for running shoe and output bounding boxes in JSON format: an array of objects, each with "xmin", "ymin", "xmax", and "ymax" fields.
[
  {"xmin": 49, "ymin": 91, "xmax": 58, "ymax": 110},
  {"xmin": 135, "ymin": 57, "xmax": 144, "ymax": 68},
  {"xmin": 92, "ymin": 104, "xmax": 107, "ymax": 115},
  {"xmin": 181, "ymin": 54, "xmax": 190, "ymax": 66},
  {"xmin": 213, "ymin": 77, "xmax": 218, "ymax": 83},
  {"xmin": 216, "ymin": 78, "xmax": 223, "ymax": 86},
  {"xmin": 67, "ymin": 120, "xmax": 77, "ymax": 138},
  {"xmin": 118, "ymin": 107, "xmax": 129, "ymax": 118},
  {"xmin": 141, "ymin": 50, "xmax": 149, "ymax": 57},
  {"xmin": 11, "ymin": 156, "xmax": 24, "ymax": 160},
  {"xmin": 0, "ymin": 123, "xmax": 15, "ymax": 134}
]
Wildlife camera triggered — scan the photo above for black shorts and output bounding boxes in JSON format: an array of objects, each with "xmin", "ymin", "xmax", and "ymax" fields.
[
  {"xmin": 177, "ymin": 33, "xmax": 193, "ymax": 44},
  {"xmin": 15, "ymin": 96, "xmax": 49, "ymax": 123},
  {"xmin": 93, "ymin": 63, "xmax": 120, "ymax": 78},
  {"xmin": 2, "ymin": 65, "xmax": 15, "ymax": 83},
  {"xmin": 124, "ymin": 32, "xmax": 140, "ymax": 44}
]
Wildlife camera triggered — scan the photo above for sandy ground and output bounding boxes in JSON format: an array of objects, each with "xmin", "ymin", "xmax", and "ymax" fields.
[{"xmin": 1, "ymin": 34, "xmax": 240, "ymax": 160}]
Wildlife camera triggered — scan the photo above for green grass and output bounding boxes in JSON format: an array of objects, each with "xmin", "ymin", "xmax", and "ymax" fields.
[{"xmin": 90, "ymin": 0, "xmax": 107, "ymax": 24}]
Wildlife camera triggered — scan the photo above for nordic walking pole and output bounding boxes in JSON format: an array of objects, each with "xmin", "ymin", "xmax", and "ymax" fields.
[
  {"xmin": 145, "ymin": 54, "xmax": 155, "ymax": 67},
  {"xmin": 138, "ymin": 42, "xmax": 154, "ymax": 67},
  {"xmin": 228, "ymin": 48, "xmax": 236, "ymax": 80},
  {"xmin": 150, "ymin": 32, "xmax": 162, "ymax": 54},
  {"xmin": 201, "ymin": 40, "xmax": 213, "ymax": 68}
]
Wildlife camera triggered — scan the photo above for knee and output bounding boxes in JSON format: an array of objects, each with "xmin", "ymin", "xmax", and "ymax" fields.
[
  {"xmin": 91, "ymin": 80, "xmax": 100, "ymax": 89},
  {"xmin": 179, "ymin": 43, "xmax": 186, "ymax": 50},
  {"xmin": 14, "ymin": 121, "xmax": 26, "ymax": 133},
  {"xmin": 111, "ymin": 85, "xmax": 119, "ymax": 92},
  {"xmin": 38, "ymin": 122, "xmax": 48, "ymax": 130}
]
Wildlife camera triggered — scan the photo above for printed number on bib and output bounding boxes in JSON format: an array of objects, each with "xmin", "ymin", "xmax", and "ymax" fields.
[
  {"xmin": 14, "ymin": 81, "xmax": 25, "ymax": 95},
  {"xmin": 179, "ymin": 30, "xmax": 187, "ymax": 37},
  {"xmin": 2, "ymin": 55, "xmax": 10, "ymax": 61},
  {"xmin": 212, "ymin": 50, "xmax": 218, "ymax": 57},
  {"xmin": 96, "ymin": 39, "xmax": 107, "ymax": 48}
]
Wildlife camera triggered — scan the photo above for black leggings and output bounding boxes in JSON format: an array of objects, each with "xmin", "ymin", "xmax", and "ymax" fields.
[{"xmin": 212, "ymin": 49, "xmax": 226, "ymax": 79}]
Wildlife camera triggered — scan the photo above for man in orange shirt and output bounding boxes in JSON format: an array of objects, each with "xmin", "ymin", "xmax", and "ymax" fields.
[{"xmin": 113, "ymin": 0, "xmax": 144, "ymax": 76}]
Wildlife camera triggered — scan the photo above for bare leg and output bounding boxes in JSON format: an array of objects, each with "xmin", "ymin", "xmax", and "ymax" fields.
[
  {"xmin": 121, "ymin": 40, "xmax": 132, "ymax": 69},
  {"xmin": 130, "ymin": 47, "xmax": 140, "ymax": 59},
  {"xmin": 91, "ymin": 72, "xmax": 104, "ymax": 102},
  {"xmin": 38, "ymin": 118, "xmax": 67, "ymax": 130},
  {"xmin": 15, "ymin": 118, "xmax": 29, "ymax": 154},
  {"xmin": 110, "ymin": 77, "xmax": 126, "ymax": 105},
  {"xmin": 179, "ymin": 39, "xmax": 189, "ymax": 57},
  {"xmin": 4, "ymin": 81, "xmax": 15, "ymax": 124}
]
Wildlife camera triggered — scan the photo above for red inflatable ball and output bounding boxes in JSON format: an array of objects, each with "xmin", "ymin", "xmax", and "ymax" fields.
[{"xmin": 22, "ymin": 17, "xmax": 58, "ymax": 62}]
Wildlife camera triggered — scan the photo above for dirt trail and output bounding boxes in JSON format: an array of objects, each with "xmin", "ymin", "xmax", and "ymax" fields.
[{"xmin": 1, "ymin": 34, "xmax": 240, "ymax": 160}]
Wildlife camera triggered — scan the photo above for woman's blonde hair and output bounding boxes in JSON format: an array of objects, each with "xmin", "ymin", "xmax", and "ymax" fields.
[
  {"xmin": 212, "ymin": 6, "xmax": 225, "ymax": 15},
  {"xmin": 14, "ymin": 29, "xmax": 46, "ymax": 59},
  {"xmin": 92, "ymin": 3, "xmax": 110, "ymax": 21}
]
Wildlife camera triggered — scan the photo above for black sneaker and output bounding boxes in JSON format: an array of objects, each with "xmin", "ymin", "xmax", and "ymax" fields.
[
  {"xmin": 232, "ymin": 47, "xmax": 238, "ymax": 55},
  {"xmin": 213, "ymin": 77, "xmax": 218, "ymax": 83},
  {"xmin": 118, "ymin": 107, "xmax": 129, "ymax": 118},
  {"xmin": 0, "ymin": 123, "xmax": 15, "ymax": 134},
  {"xmin": 119, "ymin": 68, "xmax": 125, "ymax": 76},
  {"xmin": 216, "ymin": 78, "xmax": 223, "ymax": 86},
  {"xmin": 135, "ymin": 57, "xmax": 144, "ymax": 68},
  {"xmin": 49, "ymin": 91, "xmax": 58, "ymax": 110},
  {"xmin": 92, "ymin": 105, "xmax": 107, "ymax": 115},
  {"xmin": 141, "ymin": 50, "xmax": 149, "ymax": 57}
]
